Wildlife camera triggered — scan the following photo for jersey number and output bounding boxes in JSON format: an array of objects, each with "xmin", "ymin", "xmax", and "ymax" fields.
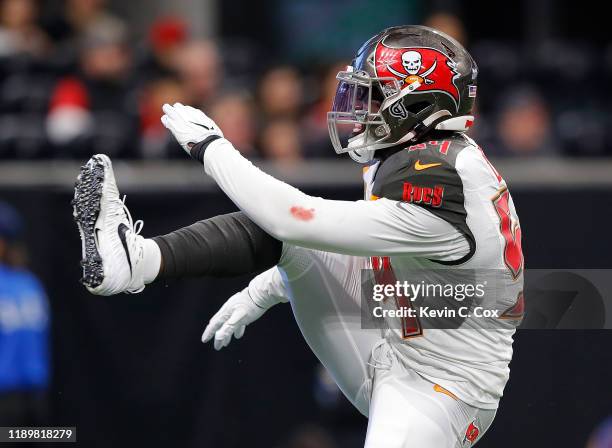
[
  {"xmin": 492, "ymin": 188, "xmax": 523, "ymax": 278},
  {"xmin": 371, "ymin": 256, "xmax": 423, "ymax": 339},
  {"xmin": 408, "ymin": 139, "xmax": 451, "ymax": 154},
  {"xmin": 480, "ymin": 147, "xmax": 523, "ymax": 278}
]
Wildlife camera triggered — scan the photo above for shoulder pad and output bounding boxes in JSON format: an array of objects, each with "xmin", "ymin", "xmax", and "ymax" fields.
[
  {"xmin": 372, "ymin": 134, "xmax": 476, "ymax": 264},
  {"xmin": 372, "ymin": 134, "xmax": 471, "ymax": 205}
]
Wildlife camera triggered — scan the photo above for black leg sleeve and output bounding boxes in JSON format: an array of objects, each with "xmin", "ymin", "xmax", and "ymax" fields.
[{"xmin": 152, "ymin": 212, "xmax": 282, "ymax": 280}]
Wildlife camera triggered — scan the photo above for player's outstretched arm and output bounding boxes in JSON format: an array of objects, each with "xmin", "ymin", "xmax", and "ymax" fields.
[
  {"xmin": 162, "ymin": 103, "xmax": 468, "ymax": 260},
  {"xmin": 202, "ymin": 267, "xmax": 288, "ymax": 350}
]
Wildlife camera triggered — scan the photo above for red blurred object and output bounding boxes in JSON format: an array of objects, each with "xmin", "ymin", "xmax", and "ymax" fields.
[
  {"xmin": 49, "ymin": 77, "xmax": 90, "ymax": 111},
  {"xmin": 149, "ymin": 17, "xmax": 187, "ymax": 52}
]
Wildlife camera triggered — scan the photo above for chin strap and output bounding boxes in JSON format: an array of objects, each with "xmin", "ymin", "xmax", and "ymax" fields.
[{"xmin": 349, "ymin": 148, "xmax": 376, "ymax": 163}]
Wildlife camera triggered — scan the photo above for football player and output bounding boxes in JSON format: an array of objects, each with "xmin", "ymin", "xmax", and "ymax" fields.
[{"xmin": 73, "ymin": 26, "xmax": 523, "ymax": 447}]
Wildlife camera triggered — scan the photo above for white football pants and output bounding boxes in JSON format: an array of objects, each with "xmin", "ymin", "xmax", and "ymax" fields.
[{"xmin": 279, "ymin": 246, "xmax": 496, "ymax": 447}]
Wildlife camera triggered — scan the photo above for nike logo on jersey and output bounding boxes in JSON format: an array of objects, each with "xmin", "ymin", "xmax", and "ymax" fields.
[
  {"xmin": 414, "ymin": 160, "xmax": 442, "ymax": 171},
  {"xmin": 118, "ymin": 223, "xmax": 132, "ymax": 275}
]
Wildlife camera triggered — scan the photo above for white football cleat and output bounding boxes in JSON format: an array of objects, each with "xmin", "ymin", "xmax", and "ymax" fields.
[{"xmin": 72, "ymin": 154, "xmax": 147, "ymax": 295}]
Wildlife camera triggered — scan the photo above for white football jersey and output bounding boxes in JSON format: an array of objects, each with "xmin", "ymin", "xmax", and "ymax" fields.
[{"xmin": 361, "ymin": 134, "xmax": 524, "ymax": 409}]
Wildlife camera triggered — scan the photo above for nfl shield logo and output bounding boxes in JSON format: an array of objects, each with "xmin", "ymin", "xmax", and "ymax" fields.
[{"xmin": 468, "ymin": 85, "xmax": 477, "ymax": 98}]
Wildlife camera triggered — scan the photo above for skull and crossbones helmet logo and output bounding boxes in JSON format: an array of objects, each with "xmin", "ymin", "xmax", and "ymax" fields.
[{"xmin": 387, "ymin": 50, "xmax": 437, "ymax": 86}]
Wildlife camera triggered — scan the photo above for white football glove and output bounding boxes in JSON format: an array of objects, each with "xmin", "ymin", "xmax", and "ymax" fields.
[
  {"xmin": 202, "ymin": 288, "xmax": 268, "ymax": 350},
  {"xmin": 160, "ymin": 102, "xmax": 223, "ymax": 155}
]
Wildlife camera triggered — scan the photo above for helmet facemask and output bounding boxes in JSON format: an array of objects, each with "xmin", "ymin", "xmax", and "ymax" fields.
[{"xmin": 327, "ymin": 69, "xmax": 402, "ymax": 162}]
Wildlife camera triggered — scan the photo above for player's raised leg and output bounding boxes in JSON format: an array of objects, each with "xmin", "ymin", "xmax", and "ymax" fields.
[
  {"xmin": 279, "ymin": 246, "xmax": 383, "ymax": 416},
  {"xmin": 73, "ymin": 154, "xmax": 283, "ymax": 295}
]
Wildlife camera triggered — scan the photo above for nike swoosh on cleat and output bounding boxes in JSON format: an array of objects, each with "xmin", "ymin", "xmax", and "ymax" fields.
[{"xmin": 118, "ymin": 223, "xmax": 133, "ymax": 275}]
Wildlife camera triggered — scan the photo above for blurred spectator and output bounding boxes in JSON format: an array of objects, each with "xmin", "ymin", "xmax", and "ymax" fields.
[
  {"xmin": 209, "ymin": 92, "xmax": 256, "ymax": 155},
  {"xmin": 587, "ymin": 417, "xmax": 612, "ymax": 448},
  {"xmin": 176, "ymin": 40, "xmax": 221, "ymax": 108},
  {"xmin": 0, "ymin": 0, "xmax": 49, "ymax": 57},
  {"xmin": 46, "ymin": 18, "xmax": 138, "ymax": 157},
  {"xmin": 43, "ymin": 0, "xmax": 125, "ymax": 45},
  {"xmin": 258, "ymin": 66, "xmax": 303, "ymax": 120},
  {"xmin": 424, "ymin": 12, "xmax": 467, "ymax": 46},
  {"xmin": 139, "ymin": 77, "xmax": 186, "ymax": 158},
  {"xmin": 259, "ymin": 119, "xmax": 303, "ymax": 164},
  {"xmin": 79, "ymin": 19, "xmax": 130, "ymax": 81},
  {"xmin": 0, "ymin": 201, "xmax": 50, "ymax": 427},
  {"xmin": 490, "ymin": 86, "xmax": 558, "ymax": 156},
  {"xmin": 135, "ymin": 16, "xmax": 188, "ymax": 82}
]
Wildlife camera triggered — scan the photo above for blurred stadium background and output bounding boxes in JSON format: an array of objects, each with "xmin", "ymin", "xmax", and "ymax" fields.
[{"xmin": 0, "ymin": 0, "xmax": 611, "ymax": 447}]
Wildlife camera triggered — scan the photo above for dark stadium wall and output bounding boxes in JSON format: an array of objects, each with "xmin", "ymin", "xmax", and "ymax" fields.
[{"xmin": 1, "ymin": 185, "xmax": 611, "ymax": 447}]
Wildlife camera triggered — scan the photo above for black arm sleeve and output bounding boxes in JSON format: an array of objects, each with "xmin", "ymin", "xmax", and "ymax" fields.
[{"xmin": 152, "ymin": 212, "xmax": 282, "ymax": 280}]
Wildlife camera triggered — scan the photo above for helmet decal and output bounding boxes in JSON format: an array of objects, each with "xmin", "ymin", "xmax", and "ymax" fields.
[
  {"xmin": 389, "ymin": 101, "xmax": 408, "ymax": 119},
  {"xmin": 375, "ymin": 39, "xmax": 461, "ymax": 110}
]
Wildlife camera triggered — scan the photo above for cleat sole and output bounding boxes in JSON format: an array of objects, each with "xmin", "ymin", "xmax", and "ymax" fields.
[{"xmin": 72, "ymin": 156, "xmax": 106, "ymax": 289}]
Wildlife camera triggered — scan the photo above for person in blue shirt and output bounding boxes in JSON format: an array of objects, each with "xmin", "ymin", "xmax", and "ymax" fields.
[{"xmin": 0, "ymin": 201, "xmax": 49, "ymax": 426}]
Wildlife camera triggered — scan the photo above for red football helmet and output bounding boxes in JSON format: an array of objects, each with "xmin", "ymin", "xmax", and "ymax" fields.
[{"xmin": 327, "ymin": 25, "xmax": 478, "ymax": 162}]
